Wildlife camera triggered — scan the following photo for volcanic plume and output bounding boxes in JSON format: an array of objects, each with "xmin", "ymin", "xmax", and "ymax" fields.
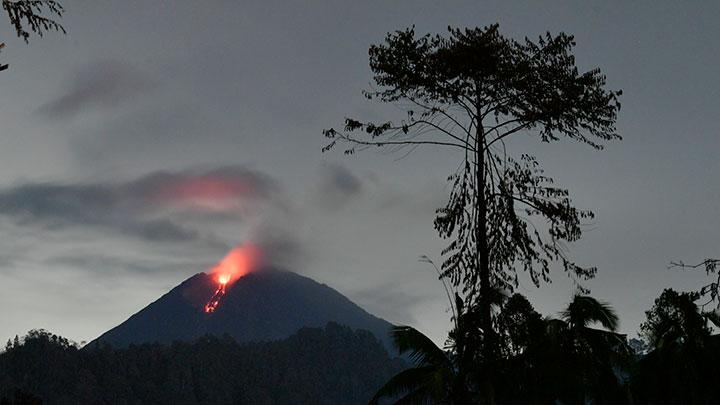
[{"xmin": 204, "ymin": 244, "xmax": 260, "ymax": 313}]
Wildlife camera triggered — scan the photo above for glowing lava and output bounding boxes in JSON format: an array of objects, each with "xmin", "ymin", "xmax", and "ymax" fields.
[
  {"xmin": 204, "ymin": 278, "xmax": 227, "ymax": 313},
  {"xmin": 204, "ymin": 244, "xmax": 260, "ymax": 313}
]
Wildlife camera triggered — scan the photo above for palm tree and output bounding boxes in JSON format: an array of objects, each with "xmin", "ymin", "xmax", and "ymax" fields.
[
  {"xmin": 561, "ymin": 295, "xmax": 620, "ymax": 332},
  {"xmin": 371, "ymin": 294, "xmax": 479, "ymax": 404},
  {"xmin": 513, "ymin": 295, "xmax": 630, "ymax": 404},
  {"xmin": 370, "ymin": 325, "xmax": 457, "ymax": 404}
]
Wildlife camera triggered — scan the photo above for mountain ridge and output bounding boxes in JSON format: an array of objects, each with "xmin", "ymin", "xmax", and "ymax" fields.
[{"xmin": 89, "ymin": 268, "xmax": 397, "ymax": 353}]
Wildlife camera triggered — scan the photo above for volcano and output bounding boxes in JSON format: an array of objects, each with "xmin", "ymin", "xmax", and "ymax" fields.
[{"xmin": 90, "ymin": 269, "xmax": 396, "ymax": 353}]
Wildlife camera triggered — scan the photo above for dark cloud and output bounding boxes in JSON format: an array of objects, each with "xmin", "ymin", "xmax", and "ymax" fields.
[
  {"xmin": 316, "ymin": 163, "xmax": 364, "ymax": 210},
  {"xmin": 48, "ymin": 254, "xmax": 213, "ymax": 277},
  {"xmin": 251, "ymin": 223, "xmax": 309, "ymax": 270},
  {"xmin": 349, "ymin": 282, "xmax": 433, "ymax": 324},
  {"xmin": 0, "ymin": 166, "xmax": 277, "ymax": 244},
  {"xmin": 70, "ymin": 103, "xmax": 230, "ymax": 167},
  {"xmin": 37, "ymin": 60, "xmax": 153, "ymax": 120}
]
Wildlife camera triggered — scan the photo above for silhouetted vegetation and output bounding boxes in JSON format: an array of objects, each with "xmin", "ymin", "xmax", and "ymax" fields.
[
  {"xmin": 376, "ymin": 289, "xmax": 720, "ymax": 404},
  {"xmin": 324, "ymin": 24, "xmax": 622, "ymax": 401},
  {"xmin": 671, "ymin": 258, "xmax": 720, "ymax": 310},
  {"xmin": 3, "ymin": 293, "xmax": 718, "ymax": 404},
  {"xmin": 2, "ymin": 0, "xmax": 64, "ymax": 42},
  {"xmin": 0, "ymin": 323, "xmax": 404, "ymax": 404},
  {"xmin": 1, "ymin": 0, "xmax": 65, "ymax": 71},
  {"xmin": 631, "ymin": 289, "xmax": 720, "ymax": 404}
]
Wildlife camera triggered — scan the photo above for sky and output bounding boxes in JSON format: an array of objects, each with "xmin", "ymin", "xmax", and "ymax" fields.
[{"xmin": 1, "ymin": 0, "xmax": 719, "ymax": 345}]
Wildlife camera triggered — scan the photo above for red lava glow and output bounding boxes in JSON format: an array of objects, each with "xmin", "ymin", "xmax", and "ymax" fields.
[
  {"xmin": 153, "ymin": 176, "xmax": 258, "ymax": 211},
  {"xmin": 204, "ymin": 244, "xmax": 260, "ymax": 313}
]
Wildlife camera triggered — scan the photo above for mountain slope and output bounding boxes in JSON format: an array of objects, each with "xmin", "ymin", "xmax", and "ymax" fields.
[{"xmin": 90, "ymin": 269, "xmax": 397, "ymax": 353}]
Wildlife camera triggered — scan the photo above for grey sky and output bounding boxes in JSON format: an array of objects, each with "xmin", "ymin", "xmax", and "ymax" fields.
[{"xmin": 1, "ymin": 0, "xmax": 719, "ymax": 345}]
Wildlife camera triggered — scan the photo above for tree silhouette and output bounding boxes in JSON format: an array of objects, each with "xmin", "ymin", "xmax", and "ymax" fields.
[
  {"xmin": 670, "ymin": 258, "xmax": 720, "ymax": 312},
  {"xmin": 370, "ymin": 325, "xmax": 458, "ymax": 404},
  {"xmin": 501, "ymin": 294, "xmax": 630, "ymax": 404},
  {"xmin": 2, "ymin": 0, "xmax": 64, "ymax": 42},
  {"xmin": 632, "ymin": 288, "xmax": 720, "ymax": 404},
  {"xmin": 496, "ymin": 293, "xmax": 544, "ymax": 357},
  {"xmin": 0, "ymin": 324, "xmax": 403, "ymax": 404},
  {"xmin": 1, "ymin": 0, "xmax": 65, "ymax": 72},
  {"xmin": 371, "ymin": 294, "xmax": 479, "ymax": 404},
  {"xmin": 323, "ymin": 26, "xmax": 622, "ymax": 389},
  {"xmin": 640, "ymin": 288, "xmax": 711, "ymax": 350}
]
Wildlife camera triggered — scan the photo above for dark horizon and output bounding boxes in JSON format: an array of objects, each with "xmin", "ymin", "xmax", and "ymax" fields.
[{"xmin": 1, "ymin": 0, "xmax": 719, "ymax": 348}]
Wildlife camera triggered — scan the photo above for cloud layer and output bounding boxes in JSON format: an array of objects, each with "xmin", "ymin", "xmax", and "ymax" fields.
[
  {"xmin": 0, "ymin": 166, "xmax": 278, "ymax": 247},
  {"xmin": 37, "ymin": 60, "xmax": 153, "ymax": 121}
]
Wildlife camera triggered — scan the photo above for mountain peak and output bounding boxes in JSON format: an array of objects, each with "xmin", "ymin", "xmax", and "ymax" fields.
[{"xmin": 90, "ymin": 268, "xmax": 396, "ymax": 353}]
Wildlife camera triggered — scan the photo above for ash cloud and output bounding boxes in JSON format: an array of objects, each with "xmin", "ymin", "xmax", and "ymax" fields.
[
  {"xmin": 0, "ymin": 166, "xmax": 277, "ymax": 244},
  {"xmin": 316, "ymin": 163, "xmax": 365, "ymax": 210},
  {"xmin": 0, "ymin": 165, "xmax": 317, "ymax": 280},
  {"xmin": 250, "ymin": 222, "xmax": 309, "ymax": 270},
  {"xmin": 48, "ymin": 254, "xmax": 213, "ymax": 277},
  {"xmin": 37, "ymin": 60, "xmax": 154, "ymax": 121}
]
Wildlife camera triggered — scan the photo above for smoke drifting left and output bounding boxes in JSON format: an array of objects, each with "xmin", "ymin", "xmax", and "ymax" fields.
[{"xmin": 0, "ymin": 165, "xmax": 311, "ymax": 288}]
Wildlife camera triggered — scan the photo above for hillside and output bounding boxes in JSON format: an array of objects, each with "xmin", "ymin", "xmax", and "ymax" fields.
[{"xmin": 0, "ymin": 324, "xmax": 405, "ymax": 404}]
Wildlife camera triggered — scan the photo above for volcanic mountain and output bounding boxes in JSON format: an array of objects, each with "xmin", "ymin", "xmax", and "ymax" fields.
[{"xmin": 90, "ymin": 269, "xmax": 397, "ymax": 353}]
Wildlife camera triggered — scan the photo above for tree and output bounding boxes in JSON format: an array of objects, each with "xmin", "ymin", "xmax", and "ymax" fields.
[
  {"xmin": 640, "ymin": 288, "xmax": 710, "ymax": 351},
  {"xmin": 496, "ymin": 293, "xmax": 544, "ymax": 357},
  {"xmin": 670, "ymin": 258, "xmax": 720, "ymax": 313},
  {"xmin": 370, "ymin": 325, "xmax": 459, "ymax": 404},
  {"xmin": 632, "ymin": 288, "xmax": 720, "ymax": 404},
  {"xmin": 2, "ymin": 0, "xmax": 64, "ymax": 42},
  {"xmin": 371, "ymin": 294, "xmax": 479, "ymax": 404},
  {"xmin": 507, "ymin": 295, "xmax": 629, "ymax": 404},
  {"xmin": 1, "ymin": 0, "xmax": 65, "ymax": 71},
  {"xmin": 323, "ymin": 25, "xmax": 622, "ymax": 386}
]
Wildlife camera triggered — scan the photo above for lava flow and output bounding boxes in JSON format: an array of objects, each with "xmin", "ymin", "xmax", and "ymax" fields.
[
  {"xmin": 204, "ymin": 274, "xmax": 229, "ymax": 313},
  {"xmin": 204, "ymin": 244, "xmax": 260, "ymax": 313}
]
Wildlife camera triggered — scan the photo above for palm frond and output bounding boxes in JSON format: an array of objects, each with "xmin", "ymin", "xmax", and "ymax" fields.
[
  {"xmin": 394, "ymin": 386, "xmax": 435, "ymax": 405},
  {"xmin": 391, "ymin": 325, "xmax": 450, "ymax": 367},
  {"xmin": 369, "ymin": 366, "xmax": 436, "ymax": 405},
  {"xmin": 703, "ymin": 310, "xmax": 720, "ymax": 328},
  {"xmin": 561, "ymin": 295, "xmax": 619, "ymax": 332}
]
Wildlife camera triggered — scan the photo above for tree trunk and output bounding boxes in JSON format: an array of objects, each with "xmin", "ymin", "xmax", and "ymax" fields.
[{"xmin": 475, "ymin": 91, "xmax": 495, "ymax": 403}]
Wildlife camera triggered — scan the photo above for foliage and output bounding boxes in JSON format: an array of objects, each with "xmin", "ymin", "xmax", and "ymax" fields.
[
  {"xmin": 374, "ymin": 293, "xmax": 635, "ymax": 404},
  {"xmin": 494, "ymin": 294, "xmax": 631, "ymax": 404},
  {"xmin": 561, "ymin": 294, "xmax": 619, "ymax": 331},
  {"xmin": 496, "ymin": 293, "xmax": 544, "ymax": 356},
  {"xmin": 670, "ymin": 258, "xmax": 720, "ymax": 309},
  {"xmin": 0, "ymin": 1, "xmax": 65, "ymax": 72},
  {"xmin": 640, "ymin": 288, "xmax": 710, "ymax": 350},
  {"xmin": 0, "ymin": 323, "xmax": 405, "ymax": 404},
  {"xmin": 632, "ymin": 289, "xmax": 720, "ymax": 404},
  {"xmin": 324, "ymin": 27, "xmax": 622, "ymax": 384},
  {"xmin": 371, "ymin": 325, "xmax": 456, "ymax": 404},
  {"xmin": 324, "ymin": 25, "xmax": 621, "ymax": 300},
  {"xmin": 2, "ymin": 0, "xmax": 65, "ymax": 42},
  {"xmin": 371, "ymin": 293, "xmax": 481, "ymax": 404}
]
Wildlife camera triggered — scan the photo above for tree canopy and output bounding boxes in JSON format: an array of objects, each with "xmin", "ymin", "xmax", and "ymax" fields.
[
  {"xmin": 0, "ymin": 323, "xmax": 404, "ymax": 404},
  {"xmin": 324, "ymin": 26, "xmax": 622, "ymax": 382}
]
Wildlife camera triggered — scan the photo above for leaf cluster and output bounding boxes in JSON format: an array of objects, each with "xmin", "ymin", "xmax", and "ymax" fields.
[{"xmin": 2, "ymin": 0, "xmax": 65, "ymax": 42}]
